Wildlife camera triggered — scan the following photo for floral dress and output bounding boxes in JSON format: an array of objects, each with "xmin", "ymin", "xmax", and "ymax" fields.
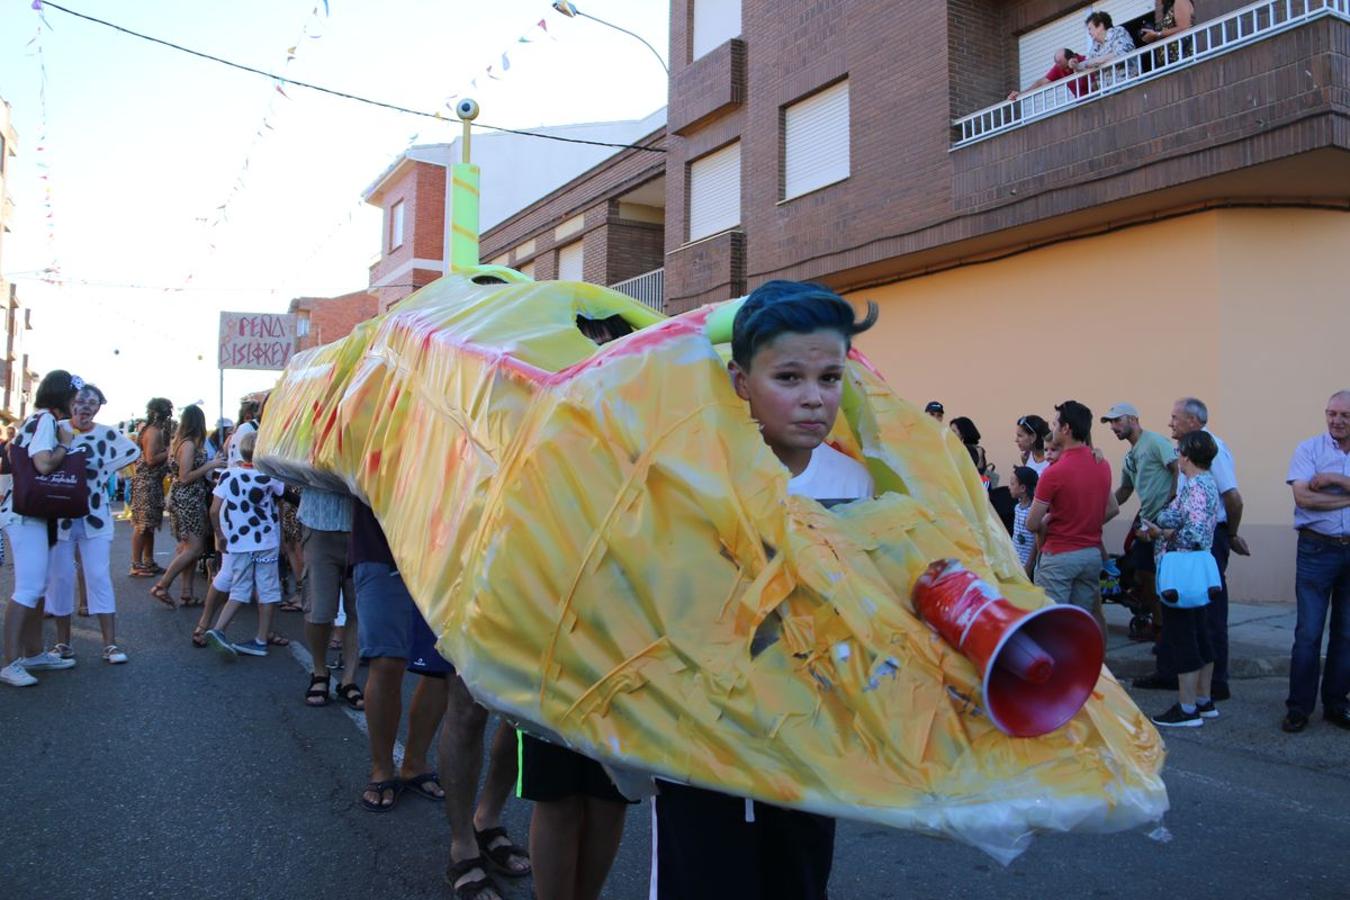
[
  {"xmin": 131, "ymin": 425, "xmax": 169, "ymax": 531},
  {"xmin": 168, "ymin": 442, "xmax": 212, "ymax": 540},
  {"xmin": 1154, "ymin": 470, "xmax": 1219, "ymax": 567}
]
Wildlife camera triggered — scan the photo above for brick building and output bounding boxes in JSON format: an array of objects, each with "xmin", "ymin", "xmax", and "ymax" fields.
[
  {"xmin": 289, "ymin": 290, "xmax": 380, "ymax": 352},
  {"xmin": 0, "ymin": 97, "xmax": 35, "ymax": 423}
]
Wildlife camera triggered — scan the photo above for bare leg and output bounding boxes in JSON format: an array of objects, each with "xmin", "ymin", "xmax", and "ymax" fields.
[
  {"xmin": 362, "ymin": 657, "xmax": 405, "ymax": 808},
  {"xmin": 441, "ymin": 674, "xmax": 490, "ymax": 864},
  {"xmin": 155, "ymin": 534, "xmax": 204, "ymax": 596},
  {"xmin": 131, "ymin": 529, "xmax": 146, "ymax": 567},
  {"xmin": 197, "ymin": 584, "xmax": 225, "ymax": 632},
  {"xmin": 212, "ymin": 599, "xmax": 246, "ymax": 634},
  {"xmin": 475, "ymin": 721, "xmax": 521, "ymax": 833},
  {"xmin": 255, "ymin": 603, "xmax": 275, "ymax": 645},
  {"xmin": 97, "ymin": 613, "xmax": 116, "ymax": 647},
  {"xmin": 3, "ymin": 600, "xmax": 36, "ymax": 666},
  {"xmin": 305, "ymin": 620, "xmax": 334, "ymax": 678},
  {"xmin": 339, "ymin": 615, "xmax": 360, "ymax": 687},
  {"xmin": 1197, "ymin": 662, "xmax": 1214, "ymax": 699},
  {"xmin": 21, "ymin": 597, "xmax": 46, "ymax": 658},
  {"xmin": 1178, "ymin": 670, "xmax": 1200, "ymax": 707},
  {"xmin": 401, "ymin": 674, "xmax": 449, "ymax": 784},
  {"xmin": 574, "ymin": 797, "xmax": 627, "ymax": 900},
  {"xmin": 55, "ymin": 615, "xmax": 72, "ymax": 647},
  {"xmin": 531, "ymin": 796, "xmax": 584, "ymax": 900}
]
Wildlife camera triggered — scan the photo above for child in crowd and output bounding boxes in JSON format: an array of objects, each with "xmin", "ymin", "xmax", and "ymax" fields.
[
  {"xmin": 1010, "ymin": 465, "xmax": 1040, "ymax": 575},
  {"xmin": 650, "ymin": 280, "xmax": 877, "ymax": 900},
  {"xmin": 204, "ymin": 431, "xmax": 286, "ymax": 657}
]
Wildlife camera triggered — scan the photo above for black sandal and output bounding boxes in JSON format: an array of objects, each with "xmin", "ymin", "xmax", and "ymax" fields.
[
  {"xmin": 444, "ymin": 856, "xmax": 502, "ymax": 900},
  {"xmin": 336, "ymin": 682, "xmax": 365, "ymax": 710},
  {"xmin": 305, "ymin": 671, "xmax": 330, "ymax": 707},
  {"xmin": 402, "ymin": 771, "xmax": 444, "ymax": 801},
  {"xmin": 475, "ymin": 826, "xmax": 531, "ymax": 878},
  {"xmin": 358, "ymin": 779, "xmax": 401, "ymax": 813}
]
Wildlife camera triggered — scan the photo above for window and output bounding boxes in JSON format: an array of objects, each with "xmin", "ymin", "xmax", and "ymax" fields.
[
  {"xmin": 558, "ymin": 241, "xmax": 584, "ymax": 282},
  {"xmin": 296, "ymin": 316, "xmax": 310, "ymax": 337},
  {"xmin": 1017, "ymin": 1, "xmax": 1151, "ymax": 86},
  {"xmin": 692, "ymin": 0, "xmax": 741, "ymax": 60},
  {"xmin": 518, "ymin": 260, "xmax": 535, "ymax": 280},
  {"xmin": 783, "ymin": 80, "xmax": 850, "ymax": 201},
  {"xmin": 0, "ymin": 133, "xmax": 6, "ymax": 176},
  {"xmin": 388, "ymin": 200, "xmax": 405, "ymax": 251},
  {"xmin": 687, "ymin": 142, "xmax": 740, "ymax": 242}
]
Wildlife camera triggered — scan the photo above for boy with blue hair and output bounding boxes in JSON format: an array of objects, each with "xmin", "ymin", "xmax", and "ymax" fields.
[{"xmin": 650, "ymin": 280, "xmax": 877, "ymax": 899}]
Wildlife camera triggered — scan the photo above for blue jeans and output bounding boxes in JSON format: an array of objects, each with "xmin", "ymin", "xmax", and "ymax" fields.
[{"xmin": 1286, "ymin": 533, "xmax": 1350, "ymax": 716}]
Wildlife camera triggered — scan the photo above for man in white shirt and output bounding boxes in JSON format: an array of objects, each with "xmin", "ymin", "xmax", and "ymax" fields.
[{"xmin": 1281, "ymin": 390, "xmax": 1350, "ymax": 733}]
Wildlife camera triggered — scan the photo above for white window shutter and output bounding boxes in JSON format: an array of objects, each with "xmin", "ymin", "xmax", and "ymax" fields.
[
  {"xmin": 558, "ymin": 241, "xmax": 584, "ymax": 282},
  {"xmin": 692, "ymin": 0, "xmax": 741, "ymax": 60},
  {"xmin": 688, "ymin": 142, "xmax": 741, "ymax": 241},
  {"xmin": 784, "ymin": 80, "xmax": 850, "ymax": 200}
]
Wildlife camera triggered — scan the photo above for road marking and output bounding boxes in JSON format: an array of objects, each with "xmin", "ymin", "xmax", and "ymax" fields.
[
  {"xmin": 1170, "ymin": 766, "xmax": 1350, "ymax": 826},
  {"xmin": 287, "ymin": 639, "xmax": 406, "ymax": 768}
]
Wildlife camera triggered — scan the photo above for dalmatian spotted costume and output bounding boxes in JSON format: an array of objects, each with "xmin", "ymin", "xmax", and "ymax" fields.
[
  {"xmin": 212, "ymin": 465, "xmax": 285, "ymax": 603},
  {"xmin": 45, "ymin": 422, "xmax": 141, "ymax": 618}
]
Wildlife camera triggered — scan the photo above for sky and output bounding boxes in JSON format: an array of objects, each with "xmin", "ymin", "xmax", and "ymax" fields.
[{"xmin": 0, "ymin": 0, "xmax": 669, "ymax": 424}]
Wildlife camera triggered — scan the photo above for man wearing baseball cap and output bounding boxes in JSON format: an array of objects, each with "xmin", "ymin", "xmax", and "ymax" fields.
[
  {"xmin": 924, "ymin": 401, "xmax": 944, "ymax": 423},
  {"xmin": 1102, "ymin": 402, "xmax": 1178, "ymax": 644}
]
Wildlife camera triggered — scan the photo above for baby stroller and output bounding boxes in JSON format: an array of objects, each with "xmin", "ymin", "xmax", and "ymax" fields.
[{"xmin": 1102, "ymin": 538, "xmax": 1154, "ymax": 641}]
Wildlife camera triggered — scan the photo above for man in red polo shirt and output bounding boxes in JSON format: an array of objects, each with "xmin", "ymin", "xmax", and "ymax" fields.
[
  {"xmin": 1007, "ymin": 48, "xmax": 1088, "ymax": 101},
  {"xmin": 1026, "ymin": 400, "xmax": 1117, "ymax": 634}
]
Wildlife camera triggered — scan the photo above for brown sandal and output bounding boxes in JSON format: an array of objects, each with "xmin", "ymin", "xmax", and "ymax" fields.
[
  {"xmin": 149, "ymin": 584, "xmax": 178, "ymax": 609},
  {"xmin": 191, "ymin": 626, "xmax": 208, "ymax": 648}
]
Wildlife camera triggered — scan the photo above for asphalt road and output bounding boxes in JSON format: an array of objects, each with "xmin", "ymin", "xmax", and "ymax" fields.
[{"xmin": 2, "ymin": 519, "xmax": 1348, "ymax": 899}]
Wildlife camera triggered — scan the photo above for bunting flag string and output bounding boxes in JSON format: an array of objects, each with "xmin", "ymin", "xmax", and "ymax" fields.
[
  {"xmin": 172, "ymin": 1, "xmax": 332, "ymax": 292},
  {"xmin": 28, "ymin": 8, "xmax": 63, "ymax": 286},
  {"xmin": 434, "ymin": 15, "xmax": 557, "ymax": 118}
]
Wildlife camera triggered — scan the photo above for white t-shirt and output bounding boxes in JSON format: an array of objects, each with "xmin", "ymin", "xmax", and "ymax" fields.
[
  {"xmin": 1, "ymin": 410, "xmax": 61, "ymax": 524},
  {"xmin": 787, "ymin": 443, "xmax": 874, "ymax": 502},
  {"xmin": 212, "ymin": 466, "xmax": 284, "ymax": 552},
  {"xmin": 1024, "ymin": 456, "xmax": 1050, "ymax": 476},
  {"xmin": 227, "ymin": 420, "xmax": 258, "ymax": 468}
]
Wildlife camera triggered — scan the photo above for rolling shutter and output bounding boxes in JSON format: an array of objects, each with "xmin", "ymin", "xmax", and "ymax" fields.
[
  {"xmin": 687, "ymin": 142, "xmax": 741, "ymax": 242},
  {"xmin": 558, "ymin": 241, "xmax": 584, "ymax": 282},
  {"xmin": 783, "ymin": 80, "xmax": 850, "ymax": 201}
]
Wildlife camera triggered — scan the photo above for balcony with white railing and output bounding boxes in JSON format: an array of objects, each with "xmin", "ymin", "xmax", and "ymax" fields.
[
  {"xmin": 610, "ymin": 267, "xmax": 664, "ymax": 313},
  {"xmin": 952, "ymin": 0, "xmax": 1350, "ymax": 148}
]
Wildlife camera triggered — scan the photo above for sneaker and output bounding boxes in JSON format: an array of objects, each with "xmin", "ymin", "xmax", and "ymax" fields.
[
  {"xmin": 1195, "ymin": 700, "xmax": 1219, "ymax": 719},
  {"xmin": 0, "ymin": 662, "xmax": 38, "ymax": 687},
  {"xmin": 232, "ymin": 638, "xmax": 268, "ymax": 657},
  {"xmin": 103, "ymin": 645, "xmax": 129, "ymax": 665},
  {"xmin": 205, "ymin": 629, "xmax": 238, "ymax": 659},
  {"xmin": 51, "ymin": 643, "xmax": 76, "ymax": 660},
  {"xmin": 18, "ymin": 650, "xmax": 76, "ymax": 671},
  {"xmin": 1152, "ymin": 703, "xmax": 1204, "ymax": 728}
]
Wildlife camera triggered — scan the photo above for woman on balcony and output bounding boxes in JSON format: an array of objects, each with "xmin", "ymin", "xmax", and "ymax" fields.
[
  {"xmin": 1079, "ymin": 12, "xmax": 1138, "ymax": 86},
  {"xmin": 1141, "ymin": 0, "xmax": 1196, "ymax": 65}
]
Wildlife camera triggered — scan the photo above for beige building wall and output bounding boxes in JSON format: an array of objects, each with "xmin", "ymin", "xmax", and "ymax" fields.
[{"xmin": 849, "ymin": 208, "xmax": 1350, "ymax": 603}]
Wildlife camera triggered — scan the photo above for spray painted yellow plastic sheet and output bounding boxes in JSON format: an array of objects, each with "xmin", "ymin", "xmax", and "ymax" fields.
[{"xmin": 257, "ymin": 269, "xmax": 1168, "ymax": 862}]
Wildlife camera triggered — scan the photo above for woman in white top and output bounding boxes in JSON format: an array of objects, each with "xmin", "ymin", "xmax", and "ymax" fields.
[
  {"xmin": 46, "ymin": 384, "xmax": 141, "ymax": 664},
  {"xmin": 1015, "ymin": 414, "xmax": 1052, "ymax": 475},
  {"xmin": 1, "ymin": 370, "xmax": 81, "ymax": 688}
]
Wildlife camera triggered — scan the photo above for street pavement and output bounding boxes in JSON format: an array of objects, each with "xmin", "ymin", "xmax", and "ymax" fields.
[{"xmin": 2, "ymin": 518, "xmax": 1347, "ymax": 899}]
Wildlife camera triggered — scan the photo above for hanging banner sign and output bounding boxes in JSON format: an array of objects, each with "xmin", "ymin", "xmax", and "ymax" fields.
[{"xmin": 218, "ymin": 311, "xmax": 298, "ymax": 370}]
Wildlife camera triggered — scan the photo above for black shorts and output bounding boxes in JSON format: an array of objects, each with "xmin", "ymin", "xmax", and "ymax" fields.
[
  {"xmin": 1160, "ymin": 603, "xmax": 1213, "ymax": 674},
  {"xmin": 516, "ymin": 732, "xmax": 632, "ymax": 804},
  {"xmin": 652, "ymin": 779, "xmax": 834, "ymax": 900}
]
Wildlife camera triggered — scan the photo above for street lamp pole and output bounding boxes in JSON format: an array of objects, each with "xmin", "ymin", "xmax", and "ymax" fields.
[{"xmin": 550, "ymin": 2, "xmax": 669, "ymax": 75}]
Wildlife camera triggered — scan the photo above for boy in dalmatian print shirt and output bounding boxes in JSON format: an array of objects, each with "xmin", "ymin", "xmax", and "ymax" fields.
[{"xmin": 203, "ymin": 431, "xmax": 286, "ymax": 657}]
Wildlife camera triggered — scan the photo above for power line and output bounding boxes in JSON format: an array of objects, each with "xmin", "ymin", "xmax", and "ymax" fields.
[{"xmin": 38, "ymin": 2, "xmax": 666, "ymax": 154}]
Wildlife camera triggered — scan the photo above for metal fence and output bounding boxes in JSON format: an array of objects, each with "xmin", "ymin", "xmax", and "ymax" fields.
[
  {"xmin": 610, "ymin": 267, "xmax": 664, "ymax": 313},
  {"xmin": 952, "ymin": 0, "xmax": 1350, "ymax": 148}
]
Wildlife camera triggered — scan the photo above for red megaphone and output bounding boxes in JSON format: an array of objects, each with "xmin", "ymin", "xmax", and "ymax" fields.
[{"xmin": 912, "ymin": 559, "xmax": 1104, "ymax": 737}]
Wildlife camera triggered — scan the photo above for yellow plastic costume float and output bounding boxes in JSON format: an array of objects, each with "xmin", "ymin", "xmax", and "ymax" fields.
[{"xmin": 256, "ymin": 104, "xmax": 1166, "ymax": 863}]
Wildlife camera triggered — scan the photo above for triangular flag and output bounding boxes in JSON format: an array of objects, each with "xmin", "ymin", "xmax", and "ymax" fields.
[
  {"xmin": 486, "ymin": 66, "xmax": 501, "ymax": 80},
  {"xmin": 322, "ymin": 0, "xmax": 329, "ymax": 14},
  {"xmin": 518, "ymin": 35, "xmax": 532, "ymax": 43},
  {"xmin": 501, "ymin": 52, "xmax": 510, "ymax": 71},
  {"xmin": 276, "ymin": 83, "xmax": 291, "ymax": 99},
  {"xmin": 538, "ymin": 18, "xmax": 547, "ymax": 31},
  {"xmin": 470, "ymin": 78, "xmax": 478, "ymax": 89}
]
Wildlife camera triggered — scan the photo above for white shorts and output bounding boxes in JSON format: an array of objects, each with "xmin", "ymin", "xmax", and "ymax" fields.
[
  {"xmin": 229, "ymin": 549, "xmax": 282, "ymax": 604},
  {"xmin": 212, "ymin": 552, "xmax": 234, "ymax": 592}
]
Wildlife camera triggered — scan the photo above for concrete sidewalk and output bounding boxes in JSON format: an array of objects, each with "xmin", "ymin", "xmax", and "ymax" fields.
[{"xmin": 1104, "ymin": 599, "xmax": 1297, "ymax": 679}]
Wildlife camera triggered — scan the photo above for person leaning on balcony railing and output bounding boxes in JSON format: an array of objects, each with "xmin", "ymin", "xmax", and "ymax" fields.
[
  {"xmin": 1007, "ymin": 48, "xmax": 1087, "ymax": 102},
  {"xmin": 1140, "ymin": 0, "xmax": 1195, "ymax": 65},
  {"xmin": 1079, "ymin": 11, "xmax": 1138, "ymax": 83}
]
